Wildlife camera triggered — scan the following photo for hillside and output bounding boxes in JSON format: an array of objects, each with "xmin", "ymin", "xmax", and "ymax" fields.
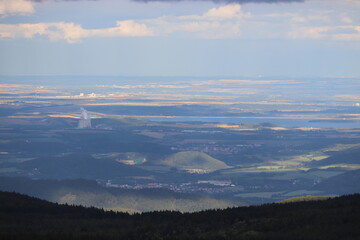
[
  {"xmin": 313, "ymin": 169, "xmax": 360, "ymax": 195},
  {"xmin": 161, "ymin": 151, "xmax": 229, "ymax": 173},
  {"xmin": 309, "ymin": 146, "xmax": 360, "ymax": 167},
  {"xmin": 0, "ymin": 176, "xmax": 240, "ymax": 212},
  {"xmin": 0, "ymin": 191, "xmax": 359, "ymax": 240},
  {"xmin": 18, "ymin": 153, "xmax": 151, "ymax": 179},
  {"xmin": 278, "ymin": 195, "xmax": 331, "ymax": 203}
]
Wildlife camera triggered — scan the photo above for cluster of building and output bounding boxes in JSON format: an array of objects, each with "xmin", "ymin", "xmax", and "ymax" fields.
[
  {"xmin": 104, "ymin": 180, "xmax": 237, "ymax": 194},
  {"xmin": 171, "ymin": 143, "xmax": 261, "ymax": 155}
]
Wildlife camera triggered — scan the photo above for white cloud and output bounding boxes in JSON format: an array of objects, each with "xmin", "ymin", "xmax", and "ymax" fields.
[
  {"xmin": 0, "ymin": 23, "xmax": 47, "ymax": 39},
  {"xmin": 0, "ymin": 4, "xmax": 247, "ymax": 42},
  {"xmin": 341, "ymin": 16, "xmax": 353, "ymax": 24},
  {"xmin": 265, "ymin": 11, "xmax": 330, "ymax": 23},
  {"xmin": 104, "ymin": 20, "xmax": 154, "ymax": 37},
  {"xmin": 0, "ymin": 2, "xmax": 359, "ymax": 43},
  {"xmin": 156, "ymin": 4, "xmax": 248, "ymax": 38},
  {"xmin": 180, "ymin": 4, "xmax": 249, "ymax": 21},
  {"xmin": 288, "ymin": 26, "xmax": 331, "ymax": 39},
  {"xmin": 177, "ymin": 21, "xmax": 242, "ymax": 38},
  {"xmin": 203, "ymin": 4, "xmax": 245, "ymax": 20},
  {"xmin": 288, "ymin": 25, "xmax": 360, "ymax": 40},
  {"xmin": 332, "ymin": 26, "xmax": 360, "ymax": 40},
  {"xmin": 0, "ymin": 0, "xmax": 35, "ymax": 17},
  {"xmin": 0, "ymin": 21, "xmax": 154, "ymax": 43}
]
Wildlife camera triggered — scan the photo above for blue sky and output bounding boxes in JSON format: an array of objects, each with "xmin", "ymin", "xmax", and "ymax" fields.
[{"xmin": 0, "ymin": 0, "xmax": 359, "ymax": 77}]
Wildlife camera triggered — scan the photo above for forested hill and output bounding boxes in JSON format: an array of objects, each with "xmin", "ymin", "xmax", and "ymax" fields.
[
  {"xmin": 0, "ymin": 176, "xmax": 240, "ymax": 212},
  {"xmin": 1, "ymin": 191, "xmax": 360, "ymax": 240}
]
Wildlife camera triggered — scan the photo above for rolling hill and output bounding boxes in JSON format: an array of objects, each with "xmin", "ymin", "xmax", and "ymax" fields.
[
  {"xmin": 18, "ymin": 153, "xmax": 151, "ymax": 179},
  {"xmin": 0, "ymin": 176, "xmax": 240, "ymax": 212},
  {"xmin": 309, "ymin": 146, "xmax": 360, "ymax": 167},
  {"xmin": 313, "ymin": 169, "xmax": 360, "ymax": 195},
  {"xmin": 1, "ymin": 191, "xmax": 359, "ymax": 240}
]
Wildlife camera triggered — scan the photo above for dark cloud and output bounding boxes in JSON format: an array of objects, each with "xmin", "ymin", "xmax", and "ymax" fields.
[{"xmin": 132, "ymin": 0, "xmax": 304, "ymax": 3}]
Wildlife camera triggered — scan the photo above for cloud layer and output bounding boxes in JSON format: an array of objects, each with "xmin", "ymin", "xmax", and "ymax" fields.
[
  {"xmin": 0, "ymin": 4, "xmax": 247, "ymax": 42},
  {"xmin": 0, "ymin": 1, "xmax": 359, "ymax": 43},
  {"xmin": 0, "ymin": 0, "xmax": 35, "ymax": 17},
  {"xmin": 0, "ymin": 20, "xmax": 153, "ymax": 43},
  {"xmin": 0, "ymin": 0, "xmax": 100, "ymax": 18},
  {"xmin": 289, "ymin": 25, "xmax": 360, "ymax": 41},
  {"xmin": 28, "ymin": 0, "xmax": 304, "ymax": 2},
  {"xmin": 133, "ymin": 0, "xmax": 304, "ymax": 3}
]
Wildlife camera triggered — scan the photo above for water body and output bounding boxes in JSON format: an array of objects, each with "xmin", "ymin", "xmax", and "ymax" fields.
[{"xmin": 133, "ymin": 116, "xmax": 360, "ymax": 128}]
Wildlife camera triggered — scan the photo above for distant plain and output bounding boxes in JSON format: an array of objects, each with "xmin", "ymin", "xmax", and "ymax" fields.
[{"xmin": 0, "ymin": 75, "xmax": 359, "ymax": 208}]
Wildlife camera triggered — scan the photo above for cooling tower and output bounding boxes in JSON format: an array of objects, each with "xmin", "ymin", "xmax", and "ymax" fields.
[{"xmin": 78, "ymin": 108, "xmax": 92, "ymax": 128}]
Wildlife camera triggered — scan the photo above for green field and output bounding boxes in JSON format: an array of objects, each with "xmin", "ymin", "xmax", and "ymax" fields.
[
  {"xmin": 282, "ymin": 190, "xmax": 324, "ymax": 197},
  {"xmin": 161, "ymin": 151, "xmax": 229, "ymax": 173},
  {"xmin": 235, "ymin": 191, "xmax": 285, "ymax": 199}
]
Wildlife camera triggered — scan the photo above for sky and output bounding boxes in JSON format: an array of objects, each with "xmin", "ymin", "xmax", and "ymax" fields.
[{"xmin": 0, "ymin": 0, "xmax": 359, "ymax": 77}]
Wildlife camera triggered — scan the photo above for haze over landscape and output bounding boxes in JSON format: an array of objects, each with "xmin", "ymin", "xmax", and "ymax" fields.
[{"xmin": 0, "ymin": 0, "xmax": 359, "ymax": 239}]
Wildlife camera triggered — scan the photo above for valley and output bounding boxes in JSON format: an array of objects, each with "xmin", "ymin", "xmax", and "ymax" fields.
[
  {"xmin": 0, "ymin": 105, "xmax": 359, "ymax": 206},
  {"xmin": 0, "ymin": 76, "xmax": 359, "ymax": 208}
]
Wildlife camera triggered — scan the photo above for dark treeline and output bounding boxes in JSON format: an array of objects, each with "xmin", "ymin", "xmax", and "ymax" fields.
[
  {"xmin": 0, "ymin": 177, "xmax": 239, "ymax": 212},
  {"xmin": 1, "ymin": 191, "xmax": 360, "ymax": 240}
]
